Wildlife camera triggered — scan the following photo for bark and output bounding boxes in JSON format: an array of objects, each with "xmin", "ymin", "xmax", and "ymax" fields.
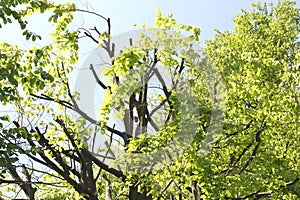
[
  {"xmin": 4, "ymin": 154, "xmax": 36, "ymax": 200},
  {"xmin": 129, "ymin": 185, "xmax": 152, "ymax": 200}
]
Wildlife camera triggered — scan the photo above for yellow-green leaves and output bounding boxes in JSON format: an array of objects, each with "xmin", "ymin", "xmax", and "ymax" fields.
[
  {"xmin": 155, "ymin": 8, "xmax": 201, "ymax": 42},
  {"xmin": 155, "ymin": 8, "xmax": 177, "ymax": 29},
  {"xmin": 204, "ymin": 0, "xmax": 300, "ymax": 198},
  {"xmin": 110, "ymin": 49, "xmax": 143, "ymax": 77}
]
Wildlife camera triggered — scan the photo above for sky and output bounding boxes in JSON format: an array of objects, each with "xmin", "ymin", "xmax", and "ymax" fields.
[
  {"xmin": 2, "ymin": 0, "xmax": 297, "ymax": 45},
  {"xmin": 77, "ymin": 0, "xmax": 256, "ymax": 41},
  {"xmin": 89, "ymin": 0, "xmax": 258, "ymax": 42},
  {"xmin": 1, "ymin": 0, "xmax": 298, "ymax": 62},
  {"xmin": 71, "ymin": 0, "xmax": 299, "ymax": 41}
]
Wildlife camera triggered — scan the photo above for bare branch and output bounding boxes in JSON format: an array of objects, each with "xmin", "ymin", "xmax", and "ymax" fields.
[
  {"xmin": 90, "ymin": 64, "xmax": 111, "ymax": 93},
  {"xmin": 30, "ymin": 93, "xmax": 74, "ymax": 110},
  {"xmin": 76, "ymin": 9, "xmax": 108, "ymax": 21}
]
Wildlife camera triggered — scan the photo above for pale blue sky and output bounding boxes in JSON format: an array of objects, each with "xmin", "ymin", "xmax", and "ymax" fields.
[
  {"xmin": 73, "ymin": 0, "xmax": 257, "ymax": 41},
  {"xmin": 85, "ymin": 0, "xmax": 256, "ymax": 41},
  {"xmin": 76, "ymin": 0, "xmax": 300, "ymax": 41},
  {"xmin": 1, "ymin": 0, "xmax": 296, "ymax": 45}
]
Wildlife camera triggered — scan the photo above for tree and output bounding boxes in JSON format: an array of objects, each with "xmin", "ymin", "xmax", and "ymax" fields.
[
  {"xmin": 203, "ymin": 1, "xmax": 299, "ymax": 198},
  {"xmin": 0, "ymin": 0, "xmax": 299, "ymax": 199}
]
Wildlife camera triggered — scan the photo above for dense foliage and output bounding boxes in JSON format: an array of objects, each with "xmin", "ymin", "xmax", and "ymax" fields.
[{"xmin": 0, "ymin": 0, "xmax": 299, "ymax": 199}]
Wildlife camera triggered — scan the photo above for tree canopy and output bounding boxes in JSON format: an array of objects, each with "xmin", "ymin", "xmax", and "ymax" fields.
[{"xmin": 0, "ymin": 0, "xmax": 299, "ymax": 199}]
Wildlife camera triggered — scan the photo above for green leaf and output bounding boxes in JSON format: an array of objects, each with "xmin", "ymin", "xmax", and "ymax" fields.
[
  {"xmin": 0, "ymin": 115, "xmax": 10, "ymax": 121},
  {"xmin": 25, "ymin": 32, "xmax": 31, "ymax": 40},
  {"xmin": 20, "ymin": 22, "xmax": 26, "ymax": 29}
]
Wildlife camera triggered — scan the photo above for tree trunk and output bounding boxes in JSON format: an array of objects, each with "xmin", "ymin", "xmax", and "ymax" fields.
[{"xmin": 129, "ymin": 185, "xmax": 152, "ymax": 200}]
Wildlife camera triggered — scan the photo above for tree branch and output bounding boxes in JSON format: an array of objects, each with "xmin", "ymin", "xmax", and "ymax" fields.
[
  {"xmin": 90, "ymin": 64, "xmax": 111, "ymax": 93},
  {"xmin": 239, "ymin": 127, "xmax": 264, "ymax": 174},
  {"xmin": 82, "ymin": 149, "xmax": 125, "ymax": 180}
]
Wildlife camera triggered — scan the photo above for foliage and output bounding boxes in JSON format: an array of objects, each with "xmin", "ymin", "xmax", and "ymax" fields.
[
  {"xmin": 0, "ymin": 0, "xmax": 299, "ymax": 199},
  {"xmin": 202, "ymin": 1, "xmax": 300, "ymax": 198}
]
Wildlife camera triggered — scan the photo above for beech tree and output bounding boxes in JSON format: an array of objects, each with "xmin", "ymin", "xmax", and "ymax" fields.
[{"xmin": 0, "ymin": 0, "xmax": 299, "ymax": 199}]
